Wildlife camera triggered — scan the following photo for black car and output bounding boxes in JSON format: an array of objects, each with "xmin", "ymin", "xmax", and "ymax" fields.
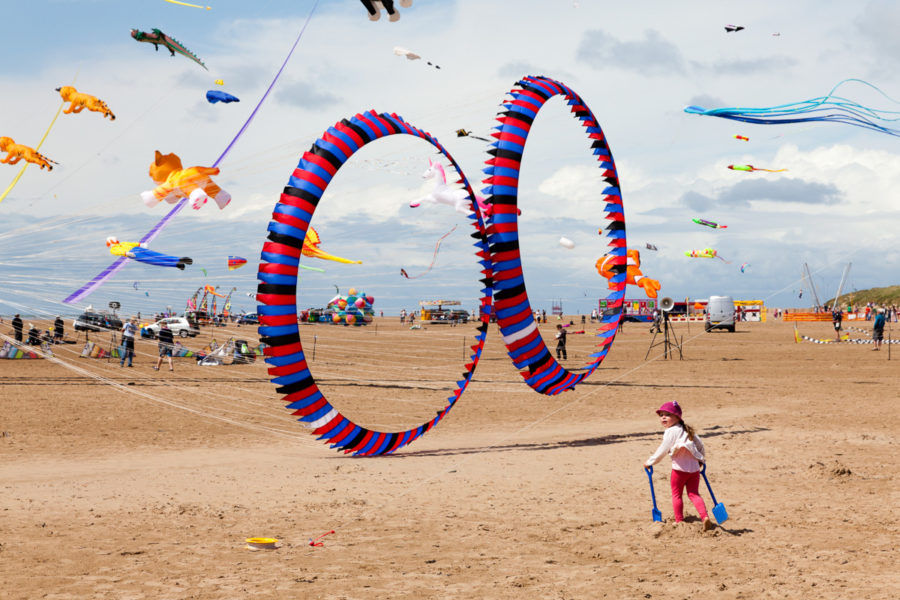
[
  {"xmin": 237, "ymin": 313, "xmax": 259, "ymax": 325},
  {"xmin": 73, "ymin": 311, "xmax": 123, "ymax": 332}
]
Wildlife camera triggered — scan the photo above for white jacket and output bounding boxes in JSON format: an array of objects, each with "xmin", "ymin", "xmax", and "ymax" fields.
[{"xmin": 646, "ymin": 424, "xmax": 706, "ymax": 473}]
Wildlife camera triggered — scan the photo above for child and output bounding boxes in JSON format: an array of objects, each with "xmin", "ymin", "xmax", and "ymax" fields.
[{"xmin": 644, "ymin": 401, "xmax": 714, "ymax": 530}]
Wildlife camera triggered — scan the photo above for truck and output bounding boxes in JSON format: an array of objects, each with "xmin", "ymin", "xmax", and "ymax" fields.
[{"xmin": 705, "ymin": 295, "xmax": 736, "ymax": 332}]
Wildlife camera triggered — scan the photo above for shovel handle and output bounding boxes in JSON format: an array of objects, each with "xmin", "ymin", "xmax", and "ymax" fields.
[
  {"xmin": 645, "ymin": 466, "xmax": 658, "ymax": 504},
  {"xmin": 700, "ymin": 463, "xmax": 719, "ymax": 506}
]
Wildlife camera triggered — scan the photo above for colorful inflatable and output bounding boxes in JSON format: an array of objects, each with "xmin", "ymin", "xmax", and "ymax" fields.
[{"xmin": 314, "ymin": 287, "xmax": 375, "ymax": 325}]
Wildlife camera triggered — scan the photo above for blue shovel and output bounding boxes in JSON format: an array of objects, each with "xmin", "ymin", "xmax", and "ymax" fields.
[
  {"xmin": 701, "ymin": 463, "xmax": 729, "ymax": 524},
  {"xmin": 644, "ymin": 466, "xmax": 663, "ymax": 522}
]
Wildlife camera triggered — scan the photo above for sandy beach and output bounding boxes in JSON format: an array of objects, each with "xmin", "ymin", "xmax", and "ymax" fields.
[{"xmin": 0, "ymin": 316, "xmax": 897, "ymax": 599}]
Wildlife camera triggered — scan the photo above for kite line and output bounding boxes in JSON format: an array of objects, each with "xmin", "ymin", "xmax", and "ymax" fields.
[{"xmin": 0, "ymin": 75, "xmax": 75, "ymax": 204}]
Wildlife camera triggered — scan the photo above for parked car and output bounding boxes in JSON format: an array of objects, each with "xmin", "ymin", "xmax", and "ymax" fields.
[
  {"xmin": 428, "ymin": 309, "xmax": 469, "ymax": 324},
  {"xmin": 73, "ymin": 311, "xmax": 123, "ymax": 333},
  {"xmin": 143, "ymin": 316, "xmax": 200, "ymax": 338},
  {"xmin": 237, "ymin": 313, "xmax": 259, "ymax": 325}
]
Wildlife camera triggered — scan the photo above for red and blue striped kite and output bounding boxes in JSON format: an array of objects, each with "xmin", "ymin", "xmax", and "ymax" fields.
[{"xmin": 227, "ymin": 256, "xmax": 247, "ymax": 270}]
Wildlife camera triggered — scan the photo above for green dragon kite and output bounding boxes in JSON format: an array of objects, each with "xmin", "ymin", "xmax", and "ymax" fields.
[{"xmin": 130, "ymin": 28, "xmax": 207, "ymax": 70}]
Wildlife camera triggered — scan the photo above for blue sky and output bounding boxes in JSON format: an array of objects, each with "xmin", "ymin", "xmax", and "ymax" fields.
[{"xmin": 2, "ymin": 0, "xmax": 899, "ymax": 318}]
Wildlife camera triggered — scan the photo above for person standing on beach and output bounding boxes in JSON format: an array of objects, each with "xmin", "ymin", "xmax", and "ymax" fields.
[
  {"xmin": 120, "ymin": 318, "xmax": 137, "ymax": 367},
  {"xmin": 154, "ymin": 322, "xmax": 175, "ymax": 371},
  {"xmin": 832, "ymin": 305, "xmax": 843, "ymax": 342},
  {"xmin": 53, "ymin": 316, "xmax": 64, "ymax": 343},
  {"xmin": 11, "ymin": 314, "xmax": 23, "ymax": 342},
  {"xmin": 555, "ymin": 324, "xmax": 567, "ymax": 360},
  {"xmin": 872, "ymin": 308, "xmax": 886, "ymax": 351},
  {"xmin": 644, "ymin": 401, "xmax": 714, "ymax": 530}
]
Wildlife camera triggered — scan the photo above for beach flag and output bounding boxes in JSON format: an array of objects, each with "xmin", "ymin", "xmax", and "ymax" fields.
[
  {"xmin": 227, "ymin": 256, "xmax": 247, "ymax": 270},
  {"xmin": 1, "ymin": 341, "xmax": 43, "ymax": 359},
  {"xmin": 173, "ymin": 342, "xmax": 194, "ymax": 357}
]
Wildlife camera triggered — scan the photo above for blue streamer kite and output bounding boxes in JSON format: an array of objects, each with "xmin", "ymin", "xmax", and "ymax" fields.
[{"xmin": 685, "ymin": 79, "xmax": 900, "ymax": 137}]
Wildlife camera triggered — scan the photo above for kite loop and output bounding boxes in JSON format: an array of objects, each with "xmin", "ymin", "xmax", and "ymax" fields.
[
  {"xmin": 257, "ymin": 75, "xmax": 626, "ymax": 454},
  {"xmin": 483, "ymin": 75, "xmax": 626, "ymax": 395},
  {"xmin": 256, "ymin": 111, "xmax": 493, "ymax": 456}
]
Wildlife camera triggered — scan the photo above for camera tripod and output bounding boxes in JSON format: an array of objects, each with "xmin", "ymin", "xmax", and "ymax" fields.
[{"xmin": 645, "ymin": 311, "xmax": 683, "ymax": 360}]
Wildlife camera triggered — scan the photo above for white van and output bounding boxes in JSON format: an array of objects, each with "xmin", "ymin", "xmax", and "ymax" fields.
[{"xmin": 705, "ymin": 296, "xmax": 735, "ymax": 332}]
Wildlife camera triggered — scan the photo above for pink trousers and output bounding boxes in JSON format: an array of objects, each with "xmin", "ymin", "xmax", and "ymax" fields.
[{"xmin": 670, "ymin": 469, "xmax": 709, "ymax": 522}]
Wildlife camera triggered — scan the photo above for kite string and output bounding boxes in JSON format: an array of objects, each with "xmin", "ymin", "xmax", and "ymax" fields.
[{"xmin": 212, "ymin": 0, "xmax": 320, "ymax": 169}]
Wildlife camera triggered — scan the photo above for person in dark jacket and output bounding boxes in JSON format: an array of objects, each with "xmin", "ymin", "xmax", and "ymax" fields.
[
  {"xmin": 53, "ymin": 316, "xmax": 64, "ymax": 343},
  {"xmin": 11, "ymin": 314, "xmax": 23, "ymax": 342},
  {"xmin": 27, "ymin": 323, "xmax": 41, "ymax": 346},
  {"xmin": 154, "ymin": 322, "xmax": 175, "ymax": 372}
]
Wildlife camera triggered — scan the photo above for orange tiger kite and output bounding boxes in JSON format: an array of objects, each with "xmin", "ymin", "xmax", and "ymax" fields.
[
  {"xmin": 0, "ymin": 136, "xmax": 57, "ymax": 171},
  {"xmin": 56, "ymin": 86, "xmax": 116, "ymax": 121}
]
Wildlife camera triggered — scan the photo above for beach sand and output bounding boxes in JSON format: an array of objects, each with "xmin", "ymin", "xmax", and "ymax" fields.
[{"xmin": 0, "ymin": 317, "xmax": 897, "ymax": 599}]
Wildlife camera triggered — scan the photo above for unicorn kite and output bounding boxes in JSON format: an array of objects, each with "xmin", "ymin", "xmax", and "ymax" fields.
[{"xmin": 411, "ymin": 158, "xmax": 516, "ymax": 218}]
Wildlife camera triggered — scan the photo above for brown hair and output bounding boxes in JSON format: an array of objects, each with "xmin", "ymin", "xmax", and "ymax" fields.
[{"xmin": 679, "ymin": 420, "xmax": 696, "ymax": 442}]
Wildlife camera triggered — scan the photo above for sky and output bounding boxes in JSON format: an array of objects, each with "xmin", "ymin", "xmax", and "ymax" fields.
[{"xmin": 1, "ymin": 0, "xmax": 899, "ymax": 319}]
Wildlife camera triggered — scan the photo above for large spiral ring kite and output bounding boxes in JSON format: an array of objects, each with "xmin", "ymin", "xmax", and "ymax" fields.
[
  {"xmin": 256, "ymin": 111, "xmax": 493, "ymax": 456},
  {"xmin": 256, "ymin": 76, "xmax": 626, "ymax": 455},
  {"xmin": 484, "ymin": 76, "xmax": 626, "ymax": 394}
]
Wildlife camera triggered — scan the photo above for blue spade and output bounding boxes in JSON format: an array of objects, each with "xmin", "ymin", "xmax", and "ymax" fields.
[
  {"xmin": 701, "ymin": 463, "xmax": 729, "ymax": 524},
  {"xmin": 644, "ymin": 466, "xmax": 663, "ymax": 522}
]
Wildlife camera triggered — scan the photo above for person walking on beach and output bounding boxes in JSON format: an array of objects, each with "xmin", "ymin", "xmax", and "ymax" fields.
[
  {"xmin": 11, "ymin": 314, "xmax": 23, "ymax": 342},
  {"xmin": 872, "ymin": 307, "xmax": 886, "ymax": 351},
  {"xmin": 644, "ymin": 401, "xmax": 714, "ymax": 531},
  {"xmin": 154, "ymin": 322, "xmax": 175, "ymax": 371},
  {"xmin": 555, "ymin": 324, "xmax": 567, "ymax": 360},
  {"xmin": 831, "ymin": 305, "xmax": 843, "ymax": 342},
  {"xmin": 120, "ymin": 318, "xmax": 137, "ymax": 367}
]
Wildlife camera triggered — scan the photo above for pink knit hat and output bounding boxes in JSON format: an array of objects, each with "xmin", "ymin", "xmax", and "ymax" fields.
[{"xmin": 656, "ymin": 401, "xmax": 682, "ymax": 418}]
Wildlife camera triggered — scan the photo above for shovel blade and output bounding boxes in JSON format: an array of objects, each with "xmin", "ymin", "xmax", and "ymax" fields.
[
  {"xmin": 652, "ymin": 508, "xmax": 662, "ymax": 522},
  {"xmin": 712, "ymin": 502, "xmax": 729, "ymax": 524}
]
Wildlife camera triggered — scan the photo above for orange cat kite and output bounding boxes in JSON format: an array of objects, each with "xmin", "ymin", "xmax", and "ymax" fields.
[{"xmin": 140, "ymin": 150, "xmax": 231, "ymax": 210}]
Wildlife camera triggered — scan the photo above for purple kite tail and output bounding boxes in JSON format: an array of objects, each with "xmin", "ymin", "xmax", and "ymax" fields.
[
  {"xmin": 63, "ymin": 257, "xmax": 129, "ymax": 304},
  {"xmin": 212, "ymin": 0, "xmax": 320, "ymax": 168}
]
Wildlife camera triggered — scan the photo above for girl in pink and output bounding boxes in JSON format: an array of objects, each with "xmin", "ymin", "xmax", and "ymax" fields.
[{"xmin": 644, "ymin": 401, "xmax": 714, "ymax": 530}]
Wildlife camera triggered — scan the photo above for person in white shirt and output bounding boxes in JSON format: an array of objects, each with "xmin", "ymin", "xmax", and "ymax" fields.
[
  {"xmin": 120, "ymin": 318, "xmax": 137, "ymax": 367},
  {"xmin": 644, "ymin": 401, "xmax": 714, "ymax": 530}
]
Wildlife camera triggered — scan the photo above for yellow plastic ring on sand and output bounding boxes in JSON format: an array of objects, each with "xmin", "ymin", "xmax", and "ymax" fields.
[{"xmin": 245, "ymin": 537, "xmax": 278, "ymax": 550}]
